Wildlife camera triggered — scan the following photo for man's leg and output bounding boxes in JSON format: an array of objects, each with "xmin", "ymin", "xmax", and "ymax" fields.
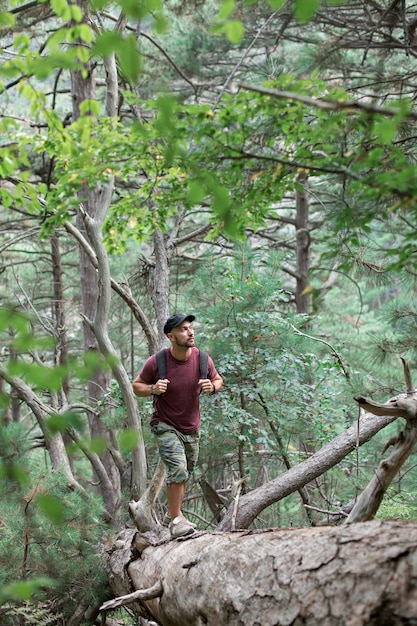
[
  {"xmin": 166, "ymin": 481, "xmax": 186, "ymax": 520},
  {"xmin": 166, "ymin": 481, "xmax": 194, "ymax": 537},
  {"xmin": 151, "ymin": 423, "xmax": 197, "ymax": 536}
]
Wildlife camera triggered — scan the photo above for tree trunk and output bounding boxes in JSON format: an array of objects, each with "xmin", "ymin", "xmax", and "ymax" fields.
[
  {"xmin": 51, "ymin": 233, "xmax": 70, "ymax": 397},
  {"xmin": 153, "ymin": 229, "xmax": 171, "ymax": 347},
  {"xmin": 69, "ymin": 1, "xmax": 120, "ymax": 513},
  {"xmin": 102, "ymin": 520, "xmax": 417, "ymax": 626},
  {"xmin": 294, "ymin": 170, "xmax": 311, "ymax": 316}
]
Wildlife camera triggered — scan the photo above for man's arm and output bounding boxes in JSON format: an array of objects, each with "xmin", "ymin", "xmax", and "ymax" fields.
[
  {"xmin": 132, "ymin": 374, "xmax": 169, "ymax": 397},
  {"xmin": 210, "ymin": 373, "xmax": 223, "ymax": 394},
  {"xmin": 199, "ymin": 373, "xmax": 223, "ymax": 394},
  {"xmin": 132, "ymin": 375, "xmax": 155, "ymax": 397}
]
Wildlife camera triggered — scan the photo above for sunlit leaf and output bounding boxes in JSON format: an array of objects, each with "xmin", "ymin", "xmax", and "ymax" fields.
[
  {"xmin": 50, "ymin": 0, "xmax": 71, "ymax": 21},
  {"xmin": 218, "ymin": 0, "xmax": 235, "ymax": 19},
  {"xmin": 0, "ymin": 11, "xmax": 15, "ymax": 27},
  {"xmin": 224, "ymin": 19, "xmax": 245, "ymax": 44}
]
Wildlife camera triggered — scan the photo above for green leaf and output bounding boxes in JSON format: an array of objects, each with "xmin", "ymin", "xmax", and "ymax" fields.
[
  {"xmin": 79, "ymin": 23, "xmax": 94, "ymax": 42},
  {"xmin": 294, "ymin": 0, "xmax": 320, "ymax": 22},
  {"xmin": 119, "ymin": 0, "xmax": 163, "ymax": 19},
  {"xmin": 373, "ymin": 118, "xmax": 398, "ymax": 144},
  {"xmin": 90, "ymin": 0, "xmax": 107, "ymax": 8},
  {"xmin": 0, "ymin": 462, "xmax": 30, "ymax": 487},
  {"xmin": 188, "ymin": 180, "xmax": 206, "ymax": 204},
  {"xmin": 93, "ymin": 31, "xmax": 124, "ymax": 57},
  {"xmin": 8, "ymin": 361, "xmax": 67, "ymax": 392},
  {"xmin": 69, "ymin": 24, "xmax": 94, "ymax": 43},
  {"xmin": 13, "ymin": 33, "xmax": 31, "ymax": 52},
  {"xmin": 0, "ymin": 390, "xmax": 10, "ymax": 408},
  {"xmin": 0, "ymin": 11, "xmax": 15, "ymax": 27},
  {"xmin": 46, "ymin": 28, "xmax": 68, "ymax": 51},
  {"xmin": 46, "ymin": 411, "xmax": 84, "ymax": 435},
  {"xmin": 0, "ymin": 308, "xmax": 30, "ymax": 332},
  {"xmin": 89, "ymin": 436, "xmax": 108, "ymax": 454},
  {"xmin": 37, "ymin": 494, "xmax": 66, "ymax": 524},
  {"xmin": 79, "ymin": 99, "xmax": 101, "ymax": 115},
  {"xmin": 224, "ymin": 20, "xmax": 245, "ymax": 44},
  {"xmin": 118, "ymin": 35, "xmax": 142, "ymax": 82},
  {"xmin": 69, "ymin": 3, "xmax": 83, "ymax": 22},
  {"xmin": 212, "ymin": 183, "xmax": 230, "ymax": 214},
  {"xmin": 50, "ymin": 0, "xmax": 71, "ymax": 21},
  {"xmin": 119, "ymin": 429, "xmax": 139, "ymax": 453},
  {"xmin": 218, "ymin": 0, "xmax": 235, "ymax": 19}
]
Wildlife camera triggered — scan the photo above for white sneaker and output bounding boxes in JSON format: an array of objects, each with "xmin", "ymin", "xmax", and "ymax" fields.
[
  {"xmin": 169, "ymin": 516, "xmax": 195, "ymax": 538},
  {"xmin": 163, "ymin": 513, "xmax": 197, "ymax": 528}
]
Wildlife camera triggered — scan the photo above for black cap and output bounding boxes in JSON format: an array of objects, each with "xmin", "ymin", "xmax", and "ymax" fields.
[{"xmin": 163, "ymin": 313, "xmax": 195, "ymax": 335}]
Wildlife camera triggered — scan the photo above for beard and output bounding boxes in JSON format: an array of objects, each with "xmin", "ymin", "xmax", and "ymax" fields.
[{"xmin": 173, "ymin": 336, "xmax": 195, "ymax": 348}]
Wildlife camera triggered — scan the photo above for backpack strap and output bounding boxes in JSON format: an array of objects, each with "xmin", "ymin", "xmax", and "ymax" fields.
[
  {"xmin": 156, "ymin": 348, "xmax": 167, "ymax": 380},
  {"xmin": 199, "ymin": 350, "xmax": 208, "ymax": 379},
  {"xmin": 156, "ymin": 348, "xmax": 209, "ymax": 379}
]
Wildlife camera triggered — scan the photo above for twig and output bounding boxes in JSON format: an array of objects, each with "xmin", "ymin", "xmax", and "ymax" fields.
[
  {"xmin": 290, "ymin": 324, "xmax": 349, "ymax": 379},
  {"xmin": 304, "ymin": 504, "xmax": 349, "ymax": 517}
]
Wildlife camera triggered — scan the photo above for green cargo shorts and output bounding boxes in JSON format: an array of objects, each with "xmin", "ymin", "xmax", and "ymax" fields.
[{"xmin": 150, "ymin": 421, "xmax": 200, "ymax": 484}]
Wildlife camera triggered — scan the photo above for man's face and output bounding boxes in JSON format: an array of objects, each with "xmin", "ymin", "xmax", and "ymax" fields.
[{"xmin": 169, "ymin": 321, "xmax": 195, "ymax": 348}]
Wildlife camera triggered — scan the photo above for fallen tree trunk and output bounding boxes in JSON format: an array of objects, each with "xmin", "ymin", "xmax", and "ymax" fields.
[
  {"xmin": 102, "ymin": 382, "xmax": 417, "ymax": 625},
  {"xmin": 218, "ymin": 389, "xmax": 417, "ymax": 530},
  {"xmin": 217, "ymin": 406, "xmax": 401, "ymax": 530},
  {"xmin": 101, "ymin": 520, "xmax": 417, "ymax": 625}
]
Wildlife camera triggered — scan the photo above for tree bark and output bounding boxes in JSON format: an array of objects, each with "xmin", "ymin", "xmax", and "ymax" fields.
[{"xmin": 102, "ymin": 520, "xmax": 417, "ymax": 626}]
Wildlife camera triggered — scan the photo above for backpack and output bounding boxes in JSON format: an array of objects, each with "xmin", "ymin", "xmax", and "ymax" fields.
[{"xmin": 156, "ymin": 348, "xmax": 208, "ymax": 380}]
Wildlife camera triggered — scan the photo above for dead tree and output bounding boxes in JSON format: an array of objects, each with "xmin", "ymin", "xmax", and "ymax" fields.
[
  {"xmin": 101, "ymin": 520, "xmax": 417, "ymax": 625},
  {"xmin": 103, "ymin": 363, "xmax": 417, "ymax": 625}
]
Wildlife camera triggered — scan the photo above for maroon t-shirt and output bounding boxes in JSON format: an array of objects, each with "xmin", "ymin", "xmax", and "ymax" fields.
[{"xmin": 139, "ymin": 347, "xmax": 218, "ymax": 433}]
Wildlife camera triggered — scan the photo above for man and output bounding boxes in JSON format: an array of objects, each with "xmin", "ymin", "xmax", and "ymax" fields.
[{"xmin": 132, "ymin": 313, "xmax": 223, "ymax": 538}]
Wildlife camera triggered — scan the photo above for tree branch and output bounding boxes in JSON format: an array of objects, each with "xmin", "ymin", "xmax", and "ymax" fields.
[
  {"xmin": 240, "ymin": 83, "xmax": 417, "ymax": 121},
  {"xmin": 100, "ymin": 580, "xmax": 163, "ymax": 611},
  {"xmin": 354, "ymin": 395, "xmax": 417, "ymax": 419}
]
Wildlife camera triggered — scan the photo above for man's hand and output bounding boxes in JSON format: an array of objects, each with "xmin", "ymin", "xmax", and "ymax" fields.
[
  {"xmin": 152, "ymin": 379, "xmax": 170, "ymax": 395},
  {"xmin": 199, "ymin": 378, "xmax": 215, "ymax": 394}
]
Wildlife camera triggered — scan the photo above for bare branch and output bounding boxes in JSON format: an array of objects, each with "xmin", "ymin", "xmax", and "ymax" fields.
[
  {"xmin": 100, "ymin": 580, "xmax": 163, "ymax": 611},
  {"xmin": 354, "ymin": 395, "xmax": 417, "ymax": 419},
  {"xmin": 401, "ymin": 357, "xmax": 414, "ymax": 393}
]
